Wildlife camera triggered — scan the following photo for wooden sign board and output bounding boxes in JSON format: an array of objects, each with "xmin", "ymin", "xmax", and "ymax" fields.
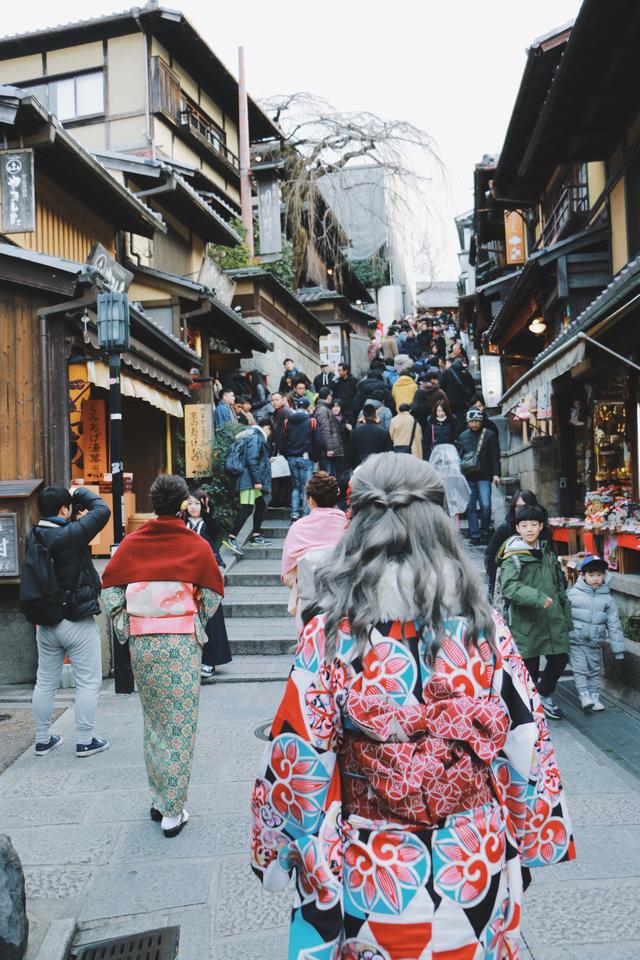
[
  {"xmin": 504, "ymin": 210, "xmax": 525, "ymax": 265},
  {"xmin": 82, "ymin": 399, "xmax": 107, "ymax": 482},
  {"xmin": 0, "ymin": 512, "xmax": 19, "ymax": 577},
  {"xmin": 0, "ymin": 149, "xmax": 35, "ymax": 233},
  {"xmin": 185, "ymin": 404, "xmax": 212, "ymax": 477}
]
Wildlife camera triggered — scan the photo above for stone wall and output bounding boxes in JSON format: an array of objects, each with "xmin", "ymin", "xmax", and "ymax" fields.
[
  {"xmin": 349, "ymin": 335, "xmax": 371, "ymax": 379},
  {"xmin": 500, "ymin": 436, "xmax": 560, "ymax": 514},
  {"xmin": 239, "ymin": 314, "xmax": 321, "ymax": 390}
]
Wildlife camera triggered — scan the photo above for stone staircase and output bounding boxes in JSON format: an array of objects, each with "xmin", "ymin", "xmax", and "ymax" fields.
[{"xmin": 216, "ymin": 508, "xmax": 297, "ymax": 680}]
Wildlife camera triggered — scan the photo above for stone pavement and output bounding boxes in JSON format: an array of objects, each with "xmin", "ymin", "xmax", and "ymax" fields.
[{"xmin": 2, "ymin": 667, "xmax": 640, "ymax": 959}]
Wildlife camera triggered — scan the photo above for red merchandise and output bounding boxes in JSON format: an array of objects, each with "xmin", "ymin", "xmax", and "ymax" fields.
[{"xmin": 102, "ymin": 515, "xmax": 224, "ymax": 595}]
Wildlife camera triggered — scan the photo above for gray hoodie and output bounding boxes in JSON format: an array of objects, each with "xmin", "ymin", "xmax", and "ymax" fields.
[{"xmin": 566, "ymin": 574, "xmax": 625, "ymax": 654}]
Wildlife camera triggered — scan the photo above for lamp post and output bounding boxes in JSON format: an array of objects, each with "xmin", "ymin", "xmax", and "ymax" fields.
[{"xmin": 97, "ymin": 291, "xmax": 134, "ymax": 694}]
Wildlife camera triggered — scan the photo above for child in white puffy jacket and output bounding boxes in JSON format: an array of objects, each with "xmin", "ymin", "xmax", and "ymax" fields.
[{"xmin": 567, "ymin": 554, "xmax": 625, "ymax": 712}]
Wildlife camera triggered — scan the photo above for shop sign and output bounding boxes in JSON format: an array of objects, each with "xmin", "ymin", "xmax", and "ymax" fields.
[
  {"xmin": 69, "ymin": 362, "xmax": 91, "ymax": 480},
  {"xmin": 82, "ymin": 399, "xmax": 107, "ymax": 481},
  {"xmin": 0, "ymin": 513, "xmax": 19, "ymax": 577},
  {"xmin": 185, "ymin": 403, "xmax": 212, "ymax": 477},
  {"xmin": 0, "ymin": 148, "xmax": 35, "ymax": 233},
  {"xmin": 480, "ymin": 354, "xmax": 503, "ymax": 408},
  {"xmin": 320, "ymin": 331, "xmax": 342, "ymax": 368},
  {"xmin": 198, "ymin": 256, "xmax": 237, "ymax": 307},
  {"xmin": 256, "ymin": 177, "xmax": 282, "ymax": 256},
  {"xmin": 87, "ymin": 242, "xmax": 133, "ymax": 293},
  {"xmin": 504, "ymin": 210, "xmax": 525, "ymax": 265},
  {"xmin": 537, "ymin": 382, "xmax": 552, "ymax": 420}
]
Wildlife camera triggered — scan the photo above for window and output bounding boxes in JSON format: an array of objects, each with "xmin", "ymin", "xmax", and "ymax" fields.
[{"xmin": 25, "ymin": 71, "xmax": 104, "ymax": 121}]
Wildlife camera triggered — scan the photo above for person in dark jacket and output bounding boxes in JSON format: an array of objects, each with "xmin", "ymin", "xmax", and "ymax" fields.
[
  {"xmin": 415, "ymin": 320, "xmax": 432, "ymax": 356},
  {"xmin": 332, "ymin": 362, "xmax": 359, "ymax": 424},
  {"xmin": 185, "ymin": 490, "xmax": 232, "ymax": 680},
  {"xmin": 421, "ymin": 369, "xmax": 448, "ymax": 411},
  {"xmin": 231, "ymin": 421, "xmax": 273, "ymax": 546},
  {"xmin": 457, "ymin": 408, "xmax": 501, "ymax": 545},
  {"xmin": 350, "ymin": 404, "xmax": 393, "ymax": 467},
  {"xmin": 30, "ymin": 485, "xmax": 111, "ymax": 757},
  {"xmin": 279, "ymin": 357, "xmax": 309, "ymax": 393},
  {"xmin": 331, "ymin": 399, "xmax": 353, "ymax": 467},
  {"xmin": 424, "ymin": 399, "xmax": 460, "ymax": 460},
  {"xmin": 441, "ymin": 358, "xmax": 476, "ymax": 421},
  {"xmin": 314, "ymin": 387, "xmax": 344, "ymax": 476},
  {"xmin": 469, "ymin": 395, "xmax": 498, "ymax": 435},
  {"xmin": 485, "ymin": 489, "xmax": 550, "ymax": 598},
  {"xmin": 283, "ymin": 399, "xmax": 320, "ymax": 520},
  {"xmin": 353, "ymin": 369, "xmax": 395, "ymax": 419},
  {"xmin": 313, "ymin": 363, "xmax": 337, "ymax": 393}
]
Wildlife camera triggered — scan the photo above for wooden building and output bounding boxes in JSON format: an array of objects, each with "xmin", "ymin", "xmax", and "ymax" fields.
[{"xmin": 296, "ymin": 287, "xmax": 374, "ymax": 377}]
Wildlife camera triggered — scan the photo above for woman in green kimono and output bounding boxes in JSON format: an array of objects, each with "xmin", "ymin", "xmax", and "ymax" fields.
[{"xmin": 102, "ymin": 474, "xmax": 224, "ymax": 837}]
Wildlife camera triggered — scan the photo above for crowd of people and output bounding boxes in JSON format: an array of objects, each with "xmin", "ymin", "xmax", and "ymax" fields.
[{"xmin": 214, "ymin": 311, "xmax": 503, "ymax": 548}]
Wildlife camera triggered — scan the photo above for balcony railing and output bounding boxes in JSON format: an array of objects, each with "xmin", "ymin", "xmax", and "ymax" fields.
[
  {"xmin": 541, "ymin": 181, "xmax": 589, "ymax": 249},
  {"xmin": 179, "ymin": 107, "xmax": 239, "ymax": 171}
]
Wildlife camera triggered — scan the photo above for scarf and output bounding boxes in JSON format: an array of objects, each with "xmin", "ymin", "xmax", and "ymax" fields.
[
  {"xmin": 280, "ymin": 507, "xmax": 347, "ymax": 576},
  {"xmin": 102, "ymin": 515, "xmax": 224, "ymax": 595}
]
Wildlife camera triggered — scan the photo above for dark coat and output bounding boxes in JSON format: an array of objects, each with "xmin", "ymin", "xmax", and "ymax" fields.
[
  {"xmin": 424, "ymin": 414, "xmax": 460, "ymax": 459},
  {"xmin": 332, "ymin": 374, "xmax": 359, "ymax": 423},
  {"xmin": 441, "ymin": 364, "xmax": 476, "ymax": 413},
  {"xmin": 313, "ymin": 371, "xmax": 337, "ymax": 393},
  {"xmin": 353, "ymin": 373, "xmax": 395, "ymax": 418},
  {"xmin": 235, "ymin": 427, "xmax": 272, "ymax": 492},
  {"xmin": 283, "ymin": 410, "xmax": 320, "ymax": 458},
  {"xmin": 350, "ymin": 422, "xmax": 393, "ymax": 467},
  {"xmin": 186, "ymin": 516, "xmax": 231, "ymax": 666},
  {"xmin": 314, "ymin": 400, "xmax": 344, "ymax": 457},
  {"xmin": 37, "ymin": 488, "xmax": 110, "ymax": 621},
  {"xmin": 456, "ymin": 427, "xmax": 501, "ymax": 480}
]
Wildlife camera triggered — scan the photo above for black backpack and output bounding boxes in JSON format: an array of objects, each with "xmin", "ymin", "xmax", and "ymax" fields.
[{"xmin": 19, "ymin": 527, "xmax": 70, "ymax": 626}]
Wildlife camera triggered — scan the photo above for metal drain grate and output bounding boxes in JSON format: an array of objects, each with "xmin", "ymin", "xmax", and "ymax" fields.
[{"xmin": 72, "ymin": 926, "xmax": 180, "ymax": 960}]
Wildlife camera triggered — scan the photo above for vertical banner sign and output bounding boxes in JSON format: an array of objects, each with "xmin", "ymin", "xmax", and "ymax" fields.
[
  {"xmin": 504, "ymin": 210, "xmax": 525, "ymax": 265},
  {"xmin": 0, "ymin": 513, "xmax": 19, "ymax": 577},
  {"xmin": 185, "ymin": 403, "xmax": 212, "ymax": 477},
  {"xmin": 479, "ymin": 354, "xmax": 504, "ymax": 408},
  {"xmin": 537, "ymin": 382, "xmax": 553, "ymax": 420},
  {"xmin": 0, "ymin": 149, "xmax": 35, "ymax": 233},
  {"xmin": 82, "ymin": 399, "xmax": 108, "ymax": 481},
  {"xmin": 256, "ymin": 177, "xmax": 282, "ymax": 255},
  {"xmin": 69, "ymin": 362, "xmax": 92, "ymax": 480}
]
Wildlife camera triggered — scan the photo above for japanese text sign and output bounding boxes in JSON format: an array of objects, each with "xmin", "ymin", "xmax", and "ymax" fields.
[
  {"xmin": 185, "ymin": 404, "xmax": 212, "ymax": 477},
  {"xmin": 0, "ymin": 149, "xmax": 35, "ymax": 234},
  {"xmin": 0, "ymin": 513, "xmax": 19, "ymax": 576}
]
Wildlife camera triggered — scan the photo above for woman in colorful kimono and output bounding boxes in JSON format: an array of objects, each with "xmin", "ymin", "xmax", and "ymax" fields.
[
  {"xmin": 102, "ymin": 475, "xmax": 223, "ymax": 838},
  {"xmin": 251, "ymin": 452, "xmax": 574, "ymax": 959}
]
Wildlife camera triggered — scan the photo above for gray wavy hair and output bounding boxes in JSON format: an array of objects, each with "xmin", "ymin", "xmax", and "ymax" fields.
[{"xmin": 312, "ymin": 452, "xmax": 496, "ymax": 660}]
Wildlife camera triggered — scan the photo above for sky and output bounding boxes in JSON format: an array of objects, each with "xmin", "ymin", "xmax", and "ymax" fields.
[{"xmin": 4, "ymin": 0, "xmax": 582, "ymax": 280}]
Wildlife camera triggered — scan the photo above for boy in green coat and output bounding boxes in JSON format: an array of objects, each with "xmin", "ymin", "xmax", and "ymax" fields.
[{"xmin": 497, "ymin": 504, "xmax": 573, "ymax": 720}]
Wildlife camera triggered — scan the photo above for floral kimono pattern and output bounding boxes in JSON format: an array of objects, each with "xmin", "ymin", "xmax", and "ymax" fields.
[
  {"xmin": 251, "ymin": 613, "xmax": 574, "ymax": 960},
  {"xmin": 103, "ymin": 584, "xmax": 220, "ymax": 816}
]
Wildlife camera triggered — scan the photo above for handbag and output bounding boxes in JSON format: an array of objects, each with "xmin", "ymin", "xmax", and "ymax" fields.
[
  {"xmin": 271, "ymin": 454, "xmax": 291, "ymax": 478},
  {"xmin": 460, "ymin": 428, "xmax": 486, "ymax": 477}
]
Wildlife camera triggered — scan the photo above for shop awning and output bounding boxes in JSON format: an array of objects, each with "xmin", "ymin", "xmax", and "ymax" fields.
[
  {"xmin": 87, "ymin": 361, "xmax": 184, "ymax": 418},
  {"xmin": 500, "ymin": 335, "xmax": 586, "ymax": 409}
]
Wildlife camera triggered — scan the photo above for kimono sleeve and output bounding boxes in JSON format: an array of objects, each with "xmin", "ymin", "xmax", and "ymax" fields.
[
  {"xmin": 102, "ymin": 585, "xmax": 129, "ymax": 643},
  {"xmin": 491, "ymin": 616, "xmax": 576, "ymax": 868},
  {"xmin": 251, "ymin": 613, "xmax": 346, "ymax": 894}
]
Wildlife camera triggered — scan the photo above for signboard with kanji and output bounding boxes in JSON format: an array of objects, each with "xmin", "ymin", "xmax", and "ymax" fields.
[
  {"xmin": 504, "ymin": 209, "xmax": 526, "ymax": 265},
  {"xmin": 0, "ymin": 513, "xmax": 19, "ymax": 577},
  {"xmin": 0, "ymin": 149, "xmax": 35, "ymax": 234},
  {"xmin": 82, "ymin": 399, "xmax": 107, "ymax": 481},
  {"xmin": 185, "ymin": 404, "xmax": 212, "ymax": 477}
]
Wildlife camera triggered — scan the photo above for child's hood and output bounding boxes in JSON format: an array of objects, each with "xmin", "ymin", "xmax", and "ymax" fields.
[
  {"xmin": 496, "ymin": 534, "xmax": 539, "ymax": 566},
  {"xmin": 571, "ymin": 573, "xmax": 612, "ymax": 596}
]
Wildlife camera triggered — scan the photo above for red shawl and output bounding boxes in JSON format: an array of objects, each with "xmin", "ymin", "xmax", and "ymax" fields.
[{"xmin": 102, "ymin": 516, "xmax": 224, "ymax": 596}]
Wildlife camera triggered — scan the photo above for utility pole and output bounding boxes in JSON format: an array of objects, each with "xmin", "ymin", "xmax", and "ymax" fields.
[{"xmin": 238, "ymin": 46, "xmax": 254, "ymax": 258}]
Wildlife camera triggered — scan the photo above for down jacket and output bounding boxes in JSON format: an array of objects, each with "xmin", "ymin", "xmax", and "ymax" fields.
[
  {"xmin": 234, "ymin": 426, "xmax": 272, "ymax": 493},
  {"xmin": 37, "ymin": 487, "xmax": 110, "ymax": 620},
  {"xmin": 313, "ymin": 400, "xmax": 344, "ymax": 457},
  {"xmin": 566, "ymin": 575, "xmax": 625, "ymax": 653}
]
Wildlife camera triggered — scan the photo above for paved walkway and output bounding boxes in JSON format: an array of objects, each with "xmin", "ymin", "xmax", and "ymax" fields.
[{"xmin": 2, "ymin": 667, "xmax": 640, "ymax": 959}]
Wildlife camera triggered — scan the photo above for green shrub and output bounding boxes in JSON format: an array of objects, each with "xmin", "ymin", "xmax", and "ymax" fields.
[{"xmin": 186, "ymin": 422, "xmax": 244, "ymax": 540}]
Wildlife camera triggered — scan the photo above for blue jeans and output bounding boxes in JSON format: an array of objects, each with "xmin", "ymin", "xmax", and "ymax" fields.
[
  {"xmin": 467, "ymin": 479, "xmax": 492, "ymax": 538},
  {"xmin": 288, "ymin": 456, "xmax": 314, "ymax": 516},
  {"xmin": 319, "ymin": 455, "xmax": 336, "ymax": 477}
]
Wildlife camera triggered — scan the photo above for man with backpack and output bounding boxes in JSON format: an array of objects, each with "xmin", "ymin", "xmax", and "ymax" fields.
[
  {"xmin": 22, "ymin": 485, "xmax": 111, "ymax": 757},
  {"xmin": 225, "ymin": 419, "xmax": 273, "ymax": 547},
  {"xmin": 282, "ymin": 397, "xmax": 320, "ymax": 521},
  {"xmin": 457, "ymin": 408, "xmax": 501, "ymax": 546}
]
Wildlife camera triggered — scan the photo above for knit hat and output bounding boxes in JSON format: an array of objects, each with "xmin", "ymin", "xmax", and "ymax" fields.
[
  {"xmin": 579, "ymin": 554, "xmax": 607, "ymax": 573},
  {"xmin": 466, "ymin": 409, "xmax": 483, "ymax": 422}
]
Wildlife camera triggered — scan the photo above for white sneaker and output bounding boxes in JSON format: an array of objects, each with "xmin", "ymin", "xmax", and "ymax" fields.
[
  {"xmin": 578, "ymin": 692, "xmax": 594, "ymax": 711},
  {"xmin": 590, "ymin": 696, "xmax": 605, "ymax": 712}
]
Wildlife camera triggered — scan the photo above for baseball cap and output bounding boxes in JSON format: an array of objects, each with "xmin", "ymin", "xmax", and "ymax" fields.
[
  {"xmin": 579, "ymin": 554, "xmax": 607, "ymax": 572},
  {"xmin": 293, "ymin": 397, "xmax": 310, "ymax": 409},
  {"xmin": 466, "ymin": 409, "xmax": 483, "ymax": 422}
]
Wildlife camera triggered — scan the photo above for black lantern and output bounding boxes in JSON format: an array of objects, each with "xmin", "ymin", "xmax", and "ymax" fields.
[{"xmin": 96, "ymin": 291, "xmax": 130, "ymax": 352}]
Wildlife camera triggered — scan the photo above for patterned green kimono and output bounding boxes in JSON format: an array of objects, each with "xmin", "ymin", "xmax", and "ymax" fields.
[{"xmin": 103, "ymin": 584, "xmax": 220, "ymax": 816}]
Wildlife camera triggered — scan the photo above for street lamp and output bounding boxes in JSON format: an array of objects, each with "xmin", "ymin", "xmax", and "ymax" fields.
[{"xmin": 97, "ymin": 291, "xmax": 134, "ymax": 694}]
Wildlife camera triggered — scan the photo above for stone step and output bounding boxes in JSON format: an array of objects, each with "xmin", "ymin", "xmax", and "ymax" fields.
[
  {"xmin": 223, "ymin": 585, "xmax": 290, "ymax": 618},
  {"xmin": 225, "ymin": 560, "xmax": 282, "ymax": 586},
  {"xmin": 203, "ymin": 655, "xmax": 292, "ymax": 683},
  {"xmin": 260, "ymin": 519, "xmax": 291, "ymax": 539},
  {"xmin": 238, "ymin": 542, "xmax": 283, "ymax": 560},
  {"xmin": 266, "ymin": 506, "xmax": 291, "ymax": 521},
  {"xmin": 225, "ymin": 616, "xmax": 297, "ymax": 654}
]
